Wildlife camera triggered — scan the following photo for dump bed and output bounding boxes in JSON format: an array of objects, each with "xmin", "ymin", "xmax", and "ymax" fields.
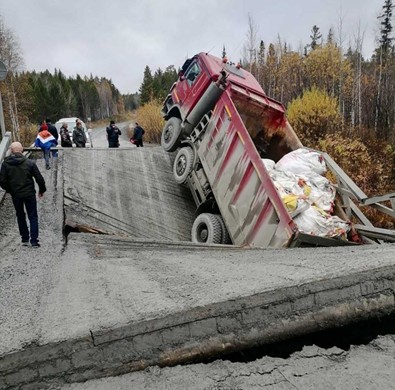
[{"xmin": 197, "ymin": 85, "xmax": 354, "ymax": 248}]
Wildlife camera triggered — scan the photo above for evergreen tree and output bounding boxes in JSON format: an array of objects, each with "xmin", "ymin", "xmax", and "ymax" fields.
[
  {"xmin": 222, "ymin": 45, "xmax": 227, "ymax": 59},
  {"xmin": 378, "ymin": 0, "xmax": 394, "ymax": 61},
  {"xmin": 139, "ymin": 66, "xmax": 153, "ymax": 105},
  {"xmin": 327, "ymin": 27, "xmax": 335, "ymax": 44},
  {"xmin": 310, "ymin": 25, "xmax": 322, "ymax": 50}
]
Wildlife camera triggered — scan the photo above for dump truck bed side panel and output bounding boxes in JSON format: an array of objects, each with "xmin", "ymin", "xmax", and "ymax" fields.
[{"xmin": 198, "ymin": 91, "xmax": 297, "ymax": 248}]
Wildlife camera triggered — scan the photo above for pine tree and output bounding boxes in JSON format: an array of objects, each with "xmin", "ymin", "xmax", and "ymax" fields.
[
  {"xmin": 378, "ymin": 0, "xmax": 394, "ymax": 61},
  {"xmin": 139, "ymin": 66, "xmax": 153, "ymax": 105},
  {"xmin": 310, "ymin": 25, "xmax": 322, "ymax": 50},
  {"xmin": 222, "ymin": 45, "xmax": 227, "ymax": 59}
]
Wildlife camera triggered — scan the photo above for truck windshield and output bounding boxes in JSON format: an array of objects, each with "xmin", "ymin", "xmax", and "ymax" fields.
[{"xmin": 184, "ymin": 62, "xmax": 201, "ymax": 85}]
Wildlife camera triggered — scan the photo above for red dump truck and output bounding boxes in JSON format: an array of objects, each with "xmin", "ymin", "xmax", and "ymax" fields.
[{"xmin": 161, "ymin": 52, "xmax": 395, "ymax": 248}]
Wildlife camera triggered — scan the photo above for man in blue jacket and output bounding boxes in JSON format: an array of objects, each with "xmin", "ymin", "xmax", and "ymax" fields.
[{"xmin": 0, "ymin": 142, "xmax": 46, "ymax": 247}]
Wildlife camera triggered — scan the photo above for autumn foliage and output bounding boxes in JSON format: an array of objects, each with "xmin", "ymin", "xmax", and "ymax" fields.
[
  {"xmin": 287, "ymin": 88, "xmax": 343, "ymax": 146},
  {"xmin": 134, "ymin": 100, "xmax": 164, "ymax": 144}
]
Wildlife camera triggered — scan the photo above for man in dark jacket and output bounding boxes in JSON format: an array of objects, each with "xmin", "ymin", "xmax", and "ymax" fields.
[
  {"xmin": 0, "ymin": 142, "xmax": 46, "ymax": 247},
  {"xmin": 45, "ymin": 118, "xmax": 59, "ymax": 158},
  {"xmin": 46, "ymin": 118, "xmax": 58, "ymax": 140},
  {"xmin": 72, "ymin": 121, "xmax": 87, "ymax": 147},
  {"xmin": 106, "ymin": 120, "xmax": 122, "ymax": 148},
  {"xmin": 133, "ymin": 122, "xmax": 145, "ymax": 147}
]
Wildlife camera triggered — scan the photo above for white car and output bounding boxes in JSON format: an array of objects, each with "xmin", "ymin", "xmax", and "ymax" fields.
[{"xmin": 55, "ymin": 117, "xmax": 92, "ymax": 147}]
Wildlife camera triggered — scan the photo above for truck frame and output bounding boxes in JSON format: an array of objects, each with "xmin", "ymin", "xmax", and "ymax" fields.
[{"xmin": 161, "ymin": 52, "xmax": 395, "ymax": 248}]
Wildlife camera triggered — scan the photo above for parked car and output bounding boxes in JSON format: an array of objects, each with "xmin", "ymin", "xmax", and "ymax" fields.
[{"xmin": 55, "ymin": 117, "xmax": 92, "ymax": 147}]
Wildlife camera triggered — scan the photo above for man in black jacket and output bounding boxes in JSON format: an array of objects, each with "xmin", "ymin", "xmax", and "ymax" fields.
[
  {"xmin": 106, "ymin": 120, "xmax": 122, "ymax": 148},
  {"xmin": 0, "ymin": 142, "xmax": 46, "ymax": 247},
  {"xmin": 45, "ymin": 118, "xmax": 59, "ymax": 158},
  {"xmin": 133, "ymin": 122, "xmax": 145, "ymax": 147}
]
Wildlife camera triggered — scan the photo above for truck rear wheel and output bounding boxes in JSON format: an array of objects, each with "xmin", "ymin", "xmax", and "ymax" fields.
[
  {"xmin": 191, "ymin": 213, "xmax": 222, "ymax": 244},
  {"xmin": 161, "ymin": 117, "xmax": 182, "ymax": 152},
  {"xmin": 173, "ymin": 147, "xmax": 194, "ymax": 184},
  {"xmin": 214, "ymin": 214, "xmax": 232, "ymax": 244}
]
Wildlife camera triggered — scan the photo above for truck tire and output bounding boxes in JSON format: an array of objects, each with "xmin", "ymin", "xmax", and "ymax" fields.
[
  {"xmin": 161, "ymin": 117, "xmax": 182, "ymax": 152},
  {"xmin": 191, "ymin": 213, "xmax": 222, "ymax": 244},
  {"xmin": 173, "ymin": 147, "xmax": 194, "ymax": 184},
  {"xmin": 214, "ymin": 214, "xmax": 232, "ymax": 244}
]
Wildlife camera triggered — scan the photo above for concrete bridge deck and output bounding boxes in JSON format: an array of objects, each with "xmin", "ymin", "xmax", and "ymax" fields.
[{"xmin": 0, "ymin": 145, "xmax": 394, "ymax": 389}]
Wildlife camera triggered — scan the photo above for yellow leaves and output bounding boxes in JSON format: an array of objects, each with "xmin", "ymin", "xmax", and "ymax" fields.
[
  {"xmin": 318, "ymin": 132, "xmax": 386, "ymax": 195},
  {"xmin": 287, "ymin": 87, "xmax": 342, "ymax": 147},
  {"xmin": 136, "ymin": 100, "xmax": 164, "ymax": 144}
]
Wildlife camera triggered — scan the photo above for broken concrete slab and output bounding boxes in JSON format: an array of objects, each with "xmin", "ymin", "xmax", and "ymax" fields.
[{"xmin": 1, "ymin": 231, "xmax": 395, "ymax": 388}]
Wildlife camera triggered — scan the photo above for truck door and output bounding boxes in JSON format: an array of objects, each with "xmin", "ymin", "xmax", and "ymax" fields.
[{"xmin": 176, "ymin": 59, "xmax": 208, "ymax": 118}]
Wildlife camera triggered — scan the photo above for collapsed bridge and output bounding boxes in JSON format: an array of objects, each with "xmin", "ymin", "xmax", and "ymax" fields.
[{"xmin": 0, "ymin": 145, "xmax": 395, "ymax": 389}]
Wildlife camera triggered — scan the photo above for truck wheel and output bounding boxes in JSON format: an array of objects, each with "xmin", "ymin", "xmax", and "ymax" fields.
[
  {"xmin": 173, "ymin": 147, "xmax": 194, "ymax": 184},
  {"xmin": 214, "ymin": 214, "xmax": 232, "ymax": 244},
  {"xmin": 191, "ymin": 213, "xmax": 222, "ymax": 244},
  {"xmin": 161, "ymin": 117, "xmax": 182, "ymax": 152}
]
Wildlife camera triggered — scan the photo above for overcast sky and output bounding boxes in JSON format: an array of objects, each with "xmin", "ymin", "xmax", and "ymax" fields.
[{"xmin": 0, "ymin": 0, "xmax": 386, "ymax": 94}]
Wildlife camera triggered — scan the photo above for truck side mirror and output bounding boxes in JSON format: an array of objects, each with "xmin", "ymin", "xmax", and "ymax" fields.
[{"xmin": 178, "ymin": 71, "xmax": 185, "ymax": 81}]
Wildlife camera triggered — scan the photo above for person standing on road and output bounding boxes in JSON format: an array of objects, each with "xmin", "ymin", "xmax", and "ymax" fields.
[
  {"xmin": 59, "ymin": 122, "xmax": 72, "ymax": 147},
  {"xmin": 106, "ymin": 120, "xmax": 122, "ymax": 148},
  {"xmin": 73, "ymin": 121, "xmax": 87, "ymax": 148},
  {"xmin": 45, "ymin": 118, "xmax": 59, "ymax": 158},
  {"xmin": 0, "ymin": 142, "xmax": 46, "ymax": 248},
  {"xmin": 133, "ymin": 122, "xmax": 145, "ymax": 147},
  {"xmin": 35, "ymin": 123, "xmax": 58, "ymax": 170}
]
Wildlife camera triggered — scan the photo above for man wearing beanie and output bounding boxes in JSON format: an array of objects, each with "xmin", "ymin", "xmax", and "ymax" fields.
[
  {"xmin": 35, "ymin": 123, "xmax": 58, "ymax": 169},
  {"xmin": 106, "ymin": 120, "xmax": 122, "ymax": 148}
]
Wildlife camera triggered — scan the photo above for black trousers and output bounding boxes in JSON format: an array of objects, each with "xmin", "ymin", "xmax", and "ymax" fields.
[
  {"xmin": 135, "ymin": 139, "xmax": 143, "ymax": 147},
  {"xmin": 12, "ymin": 195, "xmax": 39, "ymax": 244}
]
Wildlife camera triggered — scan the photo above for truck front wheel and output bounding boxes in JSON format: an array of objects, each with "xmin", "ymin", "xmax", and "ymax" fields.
[
  {"xmin": 173, "ymin": 147, "xmax": 194, "ymax": 184},
  {"xmin": 191, "ymin": 213, "xmax": 222, "ymax": 244},
  {"xmin": 161, "ymin": 117, "xmax": 182, "ymax": 152}
]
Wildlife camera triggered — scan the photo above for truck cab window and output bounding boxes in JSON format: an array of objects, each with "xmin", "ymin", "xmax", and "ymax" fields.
[{"xmin": 185, "ymin": 62, "xmax": 201, "ymax": 85}]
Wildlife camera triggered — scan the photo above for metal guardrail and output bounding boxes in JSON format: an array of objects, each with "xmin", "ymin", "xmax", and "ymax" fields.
[
  {"xmin": 0, "ymin": 131, "xmax": 12, "ymax": 164},
  {"xmin": 0, "ymin": 132, "xmax": 12, "ymax": 203},
  {"xmin": 320, "ymin": 151, "xmax": 395, "ymax": 242}
]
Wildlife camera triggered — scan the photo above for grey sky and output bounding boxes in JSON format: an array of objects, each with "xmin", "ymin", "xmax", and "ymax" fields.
[{"xmin": 0, "ymin": 0, "xmax": 386, "ymax": 94}]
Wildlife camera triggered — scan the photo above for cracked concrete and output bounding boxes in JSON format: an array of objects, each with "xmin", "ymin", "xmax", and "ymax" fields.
[{"xmin": 59, "ymin": 335, "xmax": 395, "ymax": 389}]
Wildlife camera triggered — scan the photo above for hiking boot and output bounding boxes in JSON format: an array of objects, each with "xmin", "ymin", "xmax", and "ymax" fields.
[
  {"xmin": 22, "ymin": 240, "xmax": 29, "ymax": 246},
  {"xmin": 31, "ymin": 242, "xmax": 41, "ymax": 248},
  {"xmin": 46, "ymin": 165, "xmax": 51, "ymax": 170}
]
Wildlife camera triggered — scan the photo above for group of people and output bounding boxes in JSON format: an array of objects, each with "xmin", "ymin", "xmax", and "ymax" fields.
[
  {"xmin": 34, "ymin": 118, "xmax": 88, "ymax": 170},
  {"xmin": 1, "ymin": 119, "xmax": 147, "ymax": 249},
  {"xmin": 106, "ymin": 121, "xmax": 145, "ymax": 148}
]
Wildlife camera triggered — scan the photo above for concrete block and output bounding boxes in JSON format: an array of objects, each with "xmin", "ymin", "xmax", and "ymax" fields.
[
  {"xmin": 189, "ymin": 318, "xmax": 217, "ymax": 339},
  {"xmin": 216, "ymin": 313, "xmax": 243, "ymax": 334},
  {"xmin": 314, "ymin": 285, "xmax": 361, "ymax": 307},
  {"xmin": 292, "ymin": 294, "xmax": 315, "ymax": 313},
  {"xmin": 133, "ymin": 331, "xmax": 163, "ymax": 356},
  {"xmin": 161, "ymin": 324, "xmax": 190, "ymax": 346},
  {"xmin": 4, "ymin": 367, "xmax": 37, "ymax": 387},
  {"xmin": 38, "ymin": 358, "xmax": 72, "ymax": 378},
  {"xmin": 71, "ymin": 347, "xmax": 103, "ymax": 370},
  {"xmin": 100, "ymin": 338, "xmax": 139, "ymax": 364},
  {"xmin": 242, "ymin": 301, "xmax": 293, "ymax": 326},
  {"xmin": 360, "ymin": 279, "xmax": 394, "ymax": 296}
]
